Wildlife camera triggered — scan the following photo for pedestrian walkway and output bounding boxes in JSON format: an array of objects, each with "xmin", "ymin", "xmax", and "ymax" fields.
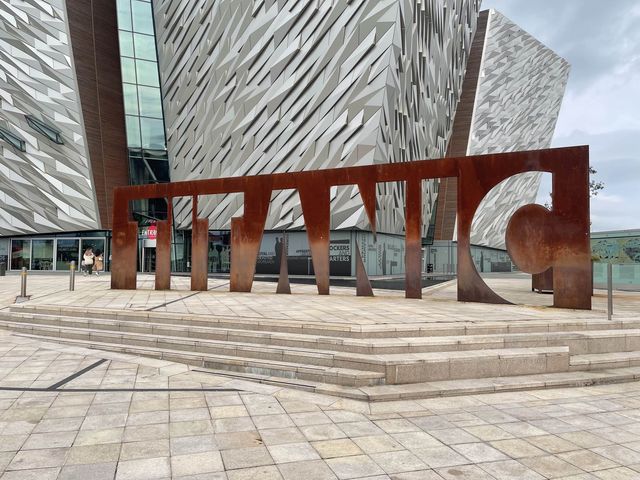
[
  {"xmin": 1, "ymin": 273, "xmax": 640, "ymax": 477},
  {"xmin": 3, "ymin": 329, "xmax": 640, "ymax": 478},
  {"xmin": 4, "ymin": 272, "xmax": 636, "ymax": 323}
]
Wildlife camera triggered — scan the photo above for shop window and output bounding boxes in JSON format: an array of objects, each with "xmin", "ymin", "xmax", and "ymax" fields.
[
  {"xmin": 56, "ymin": 239, "xmax": 79, "ymax": 271},
  {"xmin": 11, "ymin": 239, "xmax": 30, "ymax": 270},
  {"xmin": 31, "ymin": 239, "xmax": 54, "ymax": 270}
]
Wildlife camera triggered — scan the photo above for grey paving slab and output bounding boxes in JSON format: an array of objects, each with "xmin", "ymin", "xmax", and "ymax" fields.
[
  {"xmin": 277, "ymin": 459, "xmax": 338, "ymax": 480},
  {"xmin": 479, "ymin": 459, "xmax": 545, "ymax": 479},
  {"xmin": 221, "ymin": 446, "xmax": 274, "ymax": 470},
  {"xmin": 437, "ymin": 464, "xmax": 496, "ymax": 480},
  {"xmin": 268, "ymin": 442, "xmax": 320, "ymax": 464},
  {"xmin": 312, "ymin": 439, "xmax": 363, "ymax": 459},
  {"xmin": 7, "ymin": 448, "xmax": 68, "ymax": 470},
  {"xmin": 58, "ymin": 462, "xmax": 117, "ymax": 480},
  {"xmin": 114, "ymin": 457, "xmax": 171, "ymax": 480},
  {"xmin": 369, "ymin": 450, "xmax": 427, "ymax": 474},
  {"xmin": 325, "ymin": 454, "xmax": 385, "ymax": 479},
  {"xmin": 170, "ymin": 451, "xmax": 224, "ymax": 476}
]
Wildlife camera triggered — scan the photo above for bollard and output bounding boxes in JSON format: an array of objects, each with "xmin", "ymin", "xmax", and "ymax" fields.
[
  {"xmin": 70, "ymin": 261, "xmax": 76, "ymax": 291},
  {"xmin": 15, "ymin": 266, "xmax": 30, "ymax": 303},
  {"xmin": 607, "ymin": 263, "xmax": 613, "ymax": 320},
  {"xmin": 20, "ymin": 267, "xmax": 27, "ymax": 297}
]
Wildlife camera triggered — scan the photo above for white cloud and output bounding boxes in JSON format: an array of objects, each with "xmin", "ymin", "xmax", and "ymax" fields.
[
  {"xmin": 594, "ymin": 193, "xmax": 623, "ymax": 204},
  {"xmin": 555, "ymin": 56, "xmax": 640, "ymax": 137}
]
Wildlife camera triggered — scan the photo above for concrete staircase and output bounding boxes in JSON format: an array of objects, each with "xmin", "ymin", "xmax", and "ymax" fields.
[{"xmin": 2, "ymin": 304, "xmax": 640, "ymax": 400}]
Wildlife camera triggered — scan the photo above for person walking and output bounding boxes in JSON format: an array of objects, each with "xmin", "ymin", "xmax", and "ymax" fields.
[
  {"xmin": 94, "ymin": 250, "xmax": 104, "ymax": 275},
  {"xmin": 82, "ymin": 248, "xmax": 95, "ymax": 276}
]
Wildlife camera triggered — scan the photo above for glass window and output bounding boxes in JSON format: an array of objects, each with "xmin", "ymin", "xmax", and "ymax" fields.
[
  {"xmin": 134, "ymin": 33, "xmax": 157, "ymax": 61},
  {"xmin": 138, "ymin": 86, "xmax": 162, "ymax": 118},
  {"xmin": 140, "ymin": 118, "xmax": 166, "ymax": 149},
  {"xmin": 0, "ymin": 127, "xmax": 26, "ymax": 152},
  {"xmin": 31, "ymin": 240, "xmax": 54, "ymax": 270},
  {"xmin": 135, "ymin": 59, "xmax": 159, "ymax": 87},
  {"xmin": 123, "ymin": 83, "xmax": 139, "ymax": 115},
  {"xmin": 11, "ymin": 239, "xmax": 30, "ymax": 270},
  {"xmin": 132, "ymin": 1, "xmax": 155, "ymax": 35},
  {"xmin": 0, "ymin": 238, "xmax": 8, "ymax": 268},
  {"xmin": 121, "ymin": 57, "xmax": 136, "ymax": 84},
  {"xmin": 26, "ymin": 116, "xmax": 63, "ymax": 144},
  {"xmin": 116, "ymin": 0, "xmax": 132, "ymax": 31},
  {"xmin": 126, "ymin": 115, "xmax": 142, "ymax": 148},
  {"xmin": 118, "ymin": 30, "xmax": 135, "ymax": 57},
  {"xmin": 147, "ymin": 158, "xmax": 170, "ymax": 182},
  {"xmin": 56, "ymin": 239, "xmax": 79, "ymax": 271}
]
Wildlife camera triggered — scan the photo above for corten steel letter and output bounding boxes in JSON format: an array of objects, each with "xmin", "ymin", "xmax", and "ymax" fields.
[
  {"xmin": 505, "ymin": 151, "xmax": 591, "ymax": 309},
  {"xmin": 358, "ymin": 180, "xmax": 378, "ymax": 238},
  {"xmin": 230, "ymin": 178, "xmax": 272, "ymax": 292},
  {"xmin": 191, "ymin": 196, "xmax": 209, "ymax": 291},
  {"xmin": 111, "ymin": 193, "xmax": 137, "ymax": 290},
  {"xmin": 298, "ymin": 178, "xmax": 331, "ymax": 295},
  {"xmin": 155, "ymin": 199, "xmax": 172, "ymax": 291},
  {"xmin": 355, "ymin": 243, "xmax": 374, "ymax": 297},
  {"xmin": 405, "ymin": 178, "xmax": 422, "ymax": 299},
  {"xmin": 457, "ymin": 146, "xmax": 591, "ymax": 310},
  {"xmin": 456, "ymin": 159, "xmax": 510, "ymax": 305}
]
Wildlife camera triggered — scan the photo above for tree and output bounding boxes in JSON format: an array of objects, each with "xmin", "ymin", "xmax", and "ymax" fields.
[{"xmin": 589, "ymin": 166, "xmax": 605, "ymax": 198}]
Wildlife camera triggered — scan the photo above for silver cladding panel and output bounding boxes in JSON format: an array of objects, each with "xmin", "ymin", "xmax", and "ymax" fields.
[
  {"xmin": 0, "ymin": 0, "xmax": 99, "ymax": 236},
  {"xmin": 154, "ymin": 0, "xmax": 480, "ymax": 234},
  {"xmin": 468, "ymin": 10, "xmax": 570, "ymax": 248}
]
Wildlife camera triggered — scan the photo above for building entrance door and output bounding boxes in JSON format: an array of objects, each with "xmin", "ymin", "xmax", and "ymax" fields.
[{"xmin": 142, "ymin": 247, "xmax": 156, "ymax": 273}]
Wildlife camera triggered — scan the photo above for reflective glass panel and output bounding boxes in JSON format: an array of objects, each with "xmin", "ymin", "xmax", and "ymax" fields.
[
  {"xmin": 132, "ymin": 1, "xmax": 155, "ymax": 35},
  {"xmin": 126, "ymin": 115, "xmax": 142, "ymax": 148},
  {"xmin": 138, "ymin": 86, "xmax": 162, "ymax": 118},
  {"xmin": 140, "ymin": 118, "xmax": 166, "ymax": 148},
  {"xmin": 31, "ymin": 240, "xmax": 54, "ymax": 271},
  {"xmin": 123, "ymin": 83, "xmax": 139, "ymax": 115},
  {"xmin": 56, "ymin": 239, "xmax": 79, "ymax": 271},
  {"xmin": 134, "ymin": 33, "xmax": 157, "ymax": 61},
  {"xmin": 135, "ymin": 59, "xmax": 159, "ymax": 87},
  {"xmin": 116, "ymin": 0, "xmax": 132, "ymax": 31},
  {"xmin": 10, "ymin": 240, "xmax": 30, "ymax": 270},
  {"xmin": 118, "ymin": 30, "xmax": 134, "ymax": 57},
  {"xmin": 0, "ymin": 238, "xmax": 8, "ymax": 268},
  {"xmin": 121, "ymin": 57, "xmax": 136, "ymax": 84}
]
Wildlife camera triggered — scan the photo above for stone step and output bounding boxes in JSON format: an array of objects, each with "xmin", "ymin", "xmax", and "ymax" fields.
[
  {"xmin": 10, "ymin": 333, "xmax": 385, "ymax": 387},
  {"xmin": 8, "ymin": 304, "xmax": 640, "ymax": 339},
  {"xmin": 350, "ymin": 366, "xmax": 640, "ymax": 402},
  {"xmin": 1, "ymin": 310, "xmax": 638, "ymax": 356},
  {"xmin": 570, "ymin": 352, "xmax": 640, "ymax": 371},
  {"xmin": 0, "ymin": 320, "xmax": 569, "ymax": 383},
  {"xmin": 127, "ymin": 363, "xmax": 640, "ymax": 402}
]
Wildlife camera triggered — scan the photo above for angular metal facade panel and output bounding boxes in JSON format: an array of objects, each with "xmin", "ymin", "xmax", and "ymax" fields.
[
  {"xmin": 468, "ymin": 10, "xmax": 570, "ymax": 248},
  {"xmin": 0, "ymin": 0, "xmax": 100, "ymax": 236},
  {"xmin": 154, "ymin": 0, "xmax": 480, "ymax": 234}
]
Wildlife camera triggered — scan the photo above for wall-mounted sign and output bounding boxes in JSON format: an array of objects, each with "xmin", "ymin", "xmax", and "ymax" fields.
[{"xmin": 139, "ymin": 224, "xmax": 157, "ymax": 240}]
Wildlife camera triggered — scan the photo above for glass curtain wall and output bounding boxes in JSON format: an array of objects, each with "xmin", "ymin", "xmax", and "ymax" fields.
[{"xmin": 116, "ymin": 0, "xmax": 170, "ymax": 221}]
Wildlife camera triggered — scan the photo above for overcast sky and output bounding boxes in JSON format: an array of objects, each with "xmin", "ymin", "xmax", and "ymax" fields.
[{"xmin": 481, "ymin": 0, "xmax": 640, "ymax": 232}]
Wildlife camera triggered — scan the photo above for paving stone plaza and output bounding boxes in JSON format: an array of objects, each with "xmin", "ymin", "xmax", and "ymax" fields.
[{"xmin": 0, "ymin": 273, "xmax": 639, "ymax": 479}]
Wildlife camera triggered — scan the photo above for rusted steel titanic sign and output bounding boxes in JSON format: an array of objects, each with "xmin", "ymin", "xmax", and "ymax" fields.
[{"xmin": 111, "ymin": 146, "xmax": 591, "ymax": 310}]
